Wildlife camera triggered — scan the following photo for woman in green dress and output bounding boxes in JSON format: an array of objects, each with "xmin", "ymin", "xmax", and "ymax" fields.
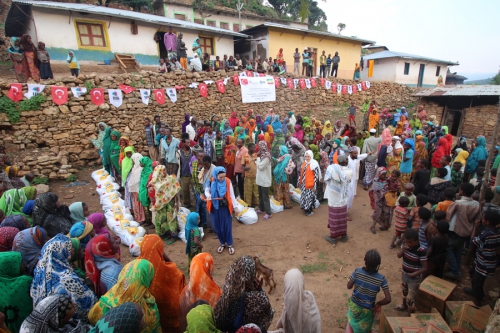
[
  {"xmin": 109, "ymin": 130, "xmax": 122, "ymax": 184},
  {"xmin": 90, "ymin": 122, "xmax": 112, "ymax": 173}
]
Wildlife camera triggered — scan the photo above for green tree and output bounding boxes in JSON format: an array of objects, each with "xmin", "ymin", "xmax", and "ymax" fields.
[
  {"xmin": 192, "ymin": 0, "xmax": 216, "ymax": 21},
  {"xmin": 266, "ymin": 0, "xmax": 290, "ymax": 16},
  {"xmin": 337, "ymin": 22, "xmax": 346, "ymax": 34},
  {"xmin": 491, "ymin": 73, "xmax": 500, "ymax": 85},
  {"xmin": 307, "ymin": 1, "xmax": 327, "ymax": 30}
]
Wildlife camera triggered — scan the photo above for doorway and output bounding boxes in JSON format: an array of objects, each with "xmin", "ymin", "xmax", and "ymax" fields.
[
  {"xmin": 306, "ymin": 47, "xmax": 318, "ymax": 76},
  {"xmin": 417, "ymin": 64, "xmax": 425, "ymax": 87}
]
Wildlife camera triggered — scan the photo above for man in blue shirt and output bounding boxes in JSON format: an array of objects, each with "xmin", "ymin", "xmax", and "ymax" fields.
[
  {"xmin": 160, "ymin": 127, "xmax": 180, "ymax": 176},
  {"xmin": 302, "ymin": 48, "xmax": 309, "ymax": 76},
  {"xmin": 326, "ymin": 54, "xmax": 332, "ymax": 78}
]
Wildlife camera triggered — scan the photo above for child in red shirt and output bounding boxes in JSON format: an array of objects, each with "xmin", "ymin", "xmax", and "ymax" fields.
[
  {"xmin": 390, "ymin": 196, "xmax": 409, "ymax": 249},
  {"xmin": 408, "ymin": 194, "xmax": 428, "ymax": 230}
]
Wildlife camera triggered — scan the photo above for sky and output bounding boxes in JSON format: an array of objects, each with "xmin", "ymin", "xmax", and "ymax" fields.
[{"xmin": 317, "ymin": 0, "xmax": 499, "ymax": 81}]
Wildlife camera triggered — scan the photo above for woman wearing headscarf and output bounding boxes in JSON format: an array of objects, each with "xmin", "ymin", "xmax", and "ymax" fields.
[
  {"xmin": 32, "ymin": 192, "xmax": 73, "ymax": 238},
  {"xmin": 184, "ymin": 302, "xmax": 221, "ymax": 333},
  {"xmin": 299, "ymin": 150, "xmax": 320, "ymax": 217},
  {"xmin": 0, "ymin": 252, "xmax": 33, "ymax": 333},
  {"xmin": 281, "ymin": 117, "xmax": 290, "ymax": 137},
  {"xmin": 138, "ymin": 234, "xmax": 186, "ymax": 332},
  {"xmin": 69, "ymin": 220, "xmax": 95, "ymax": 251},
  {"xmin": 5, "ymin": 166, "xmax": 26, "ymax": 189},
  {"xmin": 271, "ymin": 115, "xmax": 282, "ymax": 133},
  {"xmin": 409, "ymin": 113, "xmax": 422, "ymax": 132},
  {"xmin": 465, "ymin": 136, "xmax": 488, "ymax": 179},
  {"xmin": 368, "ymin": 108, "xmax": 379, "ymax": 134},
  {"xmin": 386, "ymin": 136, "xmax": 404, "ymax": 176},
  {"xmin": 369, "ymin": 167, "xmax": 389, "ymax": 234},
  {"xmin": 12, "ymin": 226, "xmax": 47, "ymax": 274},
  {"xmin": 270, "ymin": 268, "xmax": 321, "ymax": 333},
  {"xmin": 0, "ymin": 226, "xmax": 19, "ymax": 252},
  {"xmin": 19, "ymin": 34, "xmax": 40, "ymax": 82},
  {"xmin": 182, "ymin": 114, "xmax": 191, "ymax": 133},
  {"xmin": 206, "ymin": 166, "xmax": 239, "ymax": 255},
  {"xmin": 295, "ymin": 115, "xmax": 304, "ymax": 128},
  {"xmin": 90, "ymin": 302, "xmax": 145, "ymax": 333},
  {"xmin": 185, "ymin": 212, "xmax": 202, "ymax": 267},
  {"xmin": 192, "ymin": 37, "xmax": 203, "ymax": 59},
  {"xmin": 109, "ymin": 130, "xmax": 122, "ymax": 183},
  {"xmin": 229, "ymin": 112, "xmax": 240, "ymax": 129},
  {"xmin": 400, "ymin": 139, "xmax": 414, "ymax": 188},
  {"xmin": 19, "ymin": 294, "xmax": 92, "ymax": 333},
  {"xmin": 90, "ymin": 122, "xmax": 112, "ymax": 172},
  {"xmin": 86, "ymin": 212, "xmax": 109, "ymax": 238},
  {"xmin": 0, "ymin": 186, "xmax": 36, "ymax": 217},
  {"xmin": 1, "ymin": 214, "xmax": 29, "ymax": 230},
  {"xmin": 124, "ymin": 153, "xmax": 145, "ymax": 224},
  {"xmin": 319, "ymin": 132, "xmax": 333, "ymax": 154},
  {"xmin": 452, "ymin": 136, "xmax": 469, "ymax": 154},
  {"xmin": 68, "ymin": 201, "xmax": 88, "ymax": 223},
  {"xmin": 223, "ymin": 120, "xmax": 234, "ymax": 140},
  {"xmin": 328, "ymin": 139, "xmax": 344, "ymax": 164},
  {"xmin": 7, "ymin": 37, "xmax": 29, "ymax": 83},
  {"xmin": 139, "ymin": 156, "xmax": 153, "ymax": 218},
  {"xmin": 454, "ymin": 150, "xmax": 469, "ymax": 173},
  {"xmin": 88, "ymin": 259, "xmax": 160, "ymax": 333},
  {"xmin": 121, "ymin": 146, "xmax": 135, "ymax": 194},
  {"xmin": 292, "ymin": 124, "xmax": 304, "ymax": 143},
  {"xmin": 287, "ymin": 111, "xmax": 296, "ymax": 127},
  {"xmin": 273, "ymin": 146, "xmax": 292, "ymax": 209},
  {"xmin": 31, "ymin": 234, "xmax": 97, "ymax": 319},
  {"xmin": 240, "ymin": 116, "xmax": 249, "ymax": 132},
  {"xmin": 215, "ymin": 256, "xmax": 274, "ymax": 333},
  {"xmin": 430, "ymin": 137, "xmax": 448, "ymax": 178},
  {"xmin": 247, "ymin": 118, "xmax": 257, "ymax": 141},
  {"xmin": 413, "ymin": 137, "xmax": 429, "ymax": 172},
  {"xmin": 223, "ymin": 136, "xmax": 238, "ymax": 181},
  {"xmin": 272, "ymin": 129, "xmax": 286, "ymax": 158},
  {"xmin": 288, "ymin": 138, "xmax": 306, "ymax": 187},
  {"xmin": 179, "ymin": 253, "xmax": 222, "ymax": 332}
]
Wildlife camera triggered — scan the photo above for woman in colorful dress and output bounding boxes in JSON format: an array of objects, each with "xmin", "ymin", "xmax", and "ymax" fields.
[
  {"xmin": 369, "ymin": 167, "xmax": 389, "ymax": 235},
  {"xmin": 7, "ymin": 37, "xmax": 29, "ymax": 83},
  {"xmin": 413, "ymin": 135, "xmax": 428, "ymax": 172},
  {"xmin": 298, "ymin": 150, "xmax": 320, "ymax": 217},
  {"xmin": 88, "ymin": 259, "xmax": 161, "ymax": 333},
  {"xmin": 0, "ymin": 186, "xmax": 36, "ymax": 218},
  {"xmin": 37, "ymin": 42, "xmax": 53, "ymax": 80},
  {"xmin": 139, "ymin": 156, "xmax": 153, "ymax": 225},
  {"xmin": 19, "ymin": 34, "xmax": 40, "ymax": 82},
  {"xmin": 273, "ymin": 145, "xmax": 292, "ymax": 209},
  {"xmin": 90, "ymin": 122, "xmax": 112, "ymax": 173},
  {"xmin": 386, "ymin": 136, "xmax": 404, "ymax": 176},
  {"xmin": 128, "ymin": 152, "xmax": 147, "ymax": 223},
  {"xmin": 109, "ymin": 130, "xmax": 122, "ymax": 184},
  {"xmin": 223, "ymin": 136, "xmax": 238, "ymax": 182},
  {"xmin": 12, "ymin": 226, "xmax": 47, "ymax": 275}
]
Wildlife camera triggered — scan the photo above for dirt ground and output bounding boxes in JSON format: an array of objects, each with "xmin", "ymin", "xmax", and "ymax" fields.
[{"xmin": 48, "ymin": 165, "xmax": 500, "ymax": 333}]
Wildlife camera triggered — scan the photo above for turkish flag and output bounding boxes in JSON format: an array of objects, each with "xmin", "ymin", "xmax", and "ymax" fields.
[
  {"xmin": 240, "ymin": 78, "xmax": 249, "ymax": 85},
  {"xmin": 274, "ymin": 77, "xmax": 280, "ymax": 88},
  {"xmin": 51, "ymin": 86, "xmax": 68, "ymax": 105},
  {"xmin": 119, "ymin": 84, "xmax": 135, "ymax": 94},
  {"xmin": 361, "ymin": 81, "xmax": 367, "ymax": 91},
  {"xmin": 233, "ymin": 75, "xmax": 239, "ymax": 86},
  {"xmin": 245, "ymin": 70, "xmax": 253, "ymax": 77},
  {"xmin": 259, "ymin": 73, "xmax": 265, "ymax": 77},
  {"xmin": 320, "ymin": 78, "xmax": 325, "ymax": 87},
  {"xmin": 299, "ymin": 79, "xmax": 306, "ymax": 89},
  {"xmin": 90, "ymin": 88, "xmax": 105, "ymax": 106},
  {"xmin": 175, "ymin": 85, "xmax": 186, "ymax": 90},
  {"xmin": 287, "ymin": 78, "xmax": 293, "ymax": 89},
  {"xmin": 7, "ymin": 83, "xmax": 23, "ymax": 102},
  {"xmin": 342, "ymin": 85, "xmax": 348, "ymax": 94},
  {"xmin": 153, "ymin": 89, "xmax": 165, "ymax": 104},
  {"xmin": 352, "ymin": 84, "xmax": 358, "ymax": 94},
  {"xmin": 311, "ymin": 78, "xmax": 317, "ymax": 88},
  {"xmin": 216, "ymin": 80, "xmax": 225, "ymax": 93},
  {"xmin": 331, "ymin": 83, "xmax": 337, "ymax": 93},
  {"xmin": 199, "ymin": 83, "xmax": 208, "ymax": 98}
]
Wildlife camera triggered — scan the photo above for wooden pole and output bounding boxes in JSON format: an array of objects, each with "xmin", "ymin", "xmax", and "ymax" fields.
[{"xmin": 480, "ymin": 97, "xmax": 500, "ymax": 202}]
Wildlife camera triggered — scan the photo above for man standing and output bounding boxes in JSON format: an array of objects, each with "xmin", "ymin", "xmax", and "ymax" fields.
[
  {"xmin": 293, "ymin": 48, "xmax": 301, "ymax": 76},
  {"xmin": 163, "ymin": 26, "xmax": 177, "ymax": 59},
  {"xmin": 302, "ymin": 48, "xmax": 309, "ymax": 76},
  {"xmin": 324, "ymin": 155, "xmax": 353, "ymax": 245},
  {"xmin": 179, "ymin": 137, "xmax": 193, "ymax": 208},
  {"xmin": 235, "ymin": 54, "xmax": 243, "ymax": 70},
  {"xmin": 347, "ymin": 147, "xmax": 373, "ymax": 211},
  {"xmin": 319, "ymin": 51, "xmax": 327, "ymax": 78},
  {"xmin": 186, "ymin": 116, "xmax": 196, "ymax": 141},
  {"xmin": 160, "ymin": 127, "xmax": 180, "ymax": 176},
  {"xmin": 331, "ymin": 51, "xmax": 340, "ymax": 77},
  {"xmin": 177, "ymin": 33, "xmax": 187, "ymax": 69},
  {"xmin": 308, "ymin": 52, "xmax": 314, "ymax": 77},
  {"xmin": 203, "ymin": 124, "xmax": 216, "ymax": 159},
  {"xmin": 211, "ymin": 130, "xmax": 225, "ymax": 166},
  {"xmin": 361, "ymin": 128, "xmax": 382, "ymax": 190},
  {"xmin": 144, "ymin": 117, "xmax": 158, "ymax": 162}
]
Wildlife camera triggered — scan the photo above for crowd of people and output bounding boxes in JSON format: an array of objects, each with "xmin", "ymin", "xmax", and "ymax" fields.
[{"xmin": 0, "ymin": 101, "xmax": 499, "ymax": 333}]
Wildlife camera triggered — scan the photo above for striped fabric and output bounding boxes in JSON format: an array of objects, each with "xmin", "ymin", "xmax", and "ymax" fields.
[
  {"xmin": 349, "ymin": 268, "xmax": 388, "ymax": 310},
  {"xmin": 402, "ymin": 246, "xmax": 427, "ymax": 274},
  {"xmin": 328, "ymin": 205, "xmax": 347, "ymax": 238},
  {"xmin": 473, "ymin": 229, "xmax": 500, "ymax": 277}
]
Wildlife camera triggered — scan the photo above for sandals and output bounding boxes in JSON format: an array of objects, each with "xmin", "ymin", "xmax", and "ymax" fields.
[
  {"xmin": 324, "ymin": 235, "xmax": 337, "ymax": 245},
  {"xmin": 228, "ymin": 246, "xmax": 235, "ymax": 255},
  {"xmin": 217, "ymin": 245, "xmax": 225, "ymax": 254},
  {"xmin": 370, "ymin": 227, "xmax": 376, "ymax": 234},
  {"xmin": 263, "ymin": 214, "xmax": 271, "ymax": 220},
  {"xmin": 256, "ymin": 209, "xmax": 264, "ymax": 214}
]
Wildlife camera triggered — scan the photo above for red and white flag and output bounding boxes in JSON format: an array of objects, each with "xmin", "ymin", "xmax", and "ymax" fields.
[
  {"xmin": 274, "ymin": 77, "xmax": 280, "ymax": 88},
  {"xmin": 51, "ymin": 86, "xmax": 68, "ymax": 105},
  {"xmin": 199, "ymin": 83, "xmax": 208, "ymax": 98},
  {"xmin": 311, "ymin": 78, "xmax": 317, "ymax": 88},
  {"xmin": 233, "ymin": 75, "xmax": 239, "ymax": 86},
  {"xmin": 320, "ymin": 78, "xmax": 325, "ymax": 87},
  {"xmin": 299, "ymin": 79, "xmax": 306, "ymax": 89},
  {"xmin": 352, "ymin": 84, "xmax": 358, "ymax": 94},
  {"xmin": 287, "ymin": 78, "xmax": 294, "ymax": 89},
  {"xmin": 119, "ymin": 84, "xmax": 135, "ymax": 94},
  {"xmin": 90, "ymin": 88, "xmax": 105, "ymax": 106},
  {"xmin": 216, "ymin": 80, "xmax": 225, "ymax": 93},
  {"xmin": 7, "ymin": 83, "xmax": 23, "ymax": 102},
  {"xmin": 153, "ymin": 89, "xmax": 165, "ymax": 104}
]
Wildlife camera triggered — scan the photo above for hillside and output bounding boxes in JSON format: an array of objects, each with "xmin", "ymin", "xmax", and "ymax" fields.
[{"xmin": 465, "ymin": 78, "xmax": 493, "ymax": 85}]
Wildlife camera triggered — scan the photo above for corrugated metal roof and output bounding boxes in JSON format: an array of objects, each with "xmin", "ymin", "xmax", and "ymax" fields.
[
  {"xmin": 362, "ymin": 50, "xmax": 458, "ymax": 66},
  {"xmin": 240, "ymin": 22, "xmax": 375, "ymax": 45},
  {"xmin": 413, "ymin": 85, "xmax": 500, "ymax": 97},
  {"xmin": 11, "ymin": 0, "xmax": 249, "ymax": 37}
]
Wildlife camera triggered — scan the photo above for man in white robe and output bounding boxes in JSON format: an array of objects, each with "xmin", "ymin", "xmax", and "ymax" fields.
[{"xmin": 347, "ymin": 146, "xmax": 374, "ymax": 211}]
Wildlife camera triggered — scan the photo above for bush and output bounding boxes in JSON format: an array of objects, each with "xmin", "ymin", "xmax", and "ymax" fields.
[
  {"xmin": 66, "ymin": 174, "xmax": 78, "ymax": 182},
  {"xmin": 32, "ymin": 176, "xmax": 49, "ymax": 185},
  {"xmin": 0, "ymin": 96, "xmax": 20, "ymax": 123},
  {"xmin": 19, "ymin": 94, "xmax": 46, "ymax": 111}
]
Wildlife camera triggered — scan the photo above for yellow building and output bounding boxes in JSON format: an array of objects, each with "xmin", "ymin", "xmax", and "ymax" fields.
[{"xmin": 235, "ymin": 22, "xmax": 374, "ymax": 79}]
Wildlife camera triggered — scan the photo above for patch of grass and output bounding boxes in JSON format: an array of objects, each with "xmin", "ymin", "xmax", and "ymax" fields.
[
  {"xmin": 318, "ymin": 252, "xmax": 326, "ymax": 260},
  {"xmin": 326, "ymin": 278, "xmax": 331, "ymax": 281},
  {"xmin": 65, "ymin": 174, "xmax": 78, "ymax": 182},
  {"xmin": 19, "ymin": 94, "xmax": 46, "ymax": 112},
  {"xmin": 336, "ymin": 258, "xmax": 346, "ymax": 266},
  {"xmin": 33, "ymin": 176, "xmax": 49, "ymax": 185},
  {"xmin": 407, "ymin": 102, "xmax": 415, "ymax": 108},
  {"xmin": 300, "ymin": 262, "xmax": 329, "ymax": 274}
]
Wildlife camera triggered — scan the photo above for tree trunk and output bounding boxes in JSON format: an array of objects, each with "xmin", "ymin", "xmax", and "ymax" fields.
[{"xmin": 482, "ymin": 97, "xmax": 500, "ymax": 203}]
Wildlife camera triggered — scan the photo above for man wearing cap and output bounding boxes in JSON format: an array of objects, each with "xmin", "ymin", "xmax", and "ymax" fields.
[
  {"xmin": 362, "ymin": 129, "xmax": 382, "ymax": 190},
  {"xmin": 347, "ymin": 146, "xmax": 374, "ymax": 212},
  {"xmin": 164, "ymin": 26, "xmax": 177, "ymax": 59},
  {"xmin": 302, "ymin": 48, "xmax": 309, "ymax": 76}
]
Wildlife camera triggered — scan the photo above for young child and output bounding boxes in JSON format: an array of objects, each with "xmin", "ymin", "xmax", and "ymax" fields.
[
  {"xmin": 417, "ymin": 207, "xmax": 433, "ymax": 250},
  {"xmin": 451, "ymin": 161, "xmax": 463, "ymax": 190},
  {"xmin": 396, "ymin": 228, "xmax": 427, "ymax": 313},
  {"xmin": 158, "ymin": 58, "xmax": 167, "ymax": 73},
  {"xmin": 214, "ymin": 55, "xmax": 222, "ymax": 71},
  {"xmin": 470, "ymin": 167, "xmax": 485, "ymax": 189},
  {"xmin": 347, "ymin": 249, "xmax": 391, "ymax": 333},
  {"xmin": 435, "ymin": 187, "xmax": 456, "ymax": 217},
  {"xmin": 396, "ymin": 183, "xmax": 416, "ymax": 212},
  {"xmin": 67, "ymin": 50, "xmax": 80, "ymax": 77},
  {"xmin": 425, "ymin": 219, "xmax": 449, "ymax": 278},
  {"xmin": 390, "ymin": 196, "xmax": 409, "ymax": 249},
  {"xmin": 464, "ymin": 211, "xmax": 500, "ymax": 306},
  {"xmin": 408, "ymin": 194, "xmax": 428, "ymax": 230},
  {"xmin": 185, "ymin": 211, "xmax": 203, "ymax": 268},
  {"xmin": 441, "ymin": 156, "xmax": 452, "ymax": 181},
  {"xmin": 489, "ymin": 168, "xmax": 497, "ymax": 187},
  {"xmin": 483, "ymin": 188, "xmax": 500, "ymax": 215},
  {"xmin": 427, "ymin": 167, "xmax": 451, "ymax": 205},
  {"xmin": 384, "ymin": 170, "xmax": 402, "ymax": 230},
  {"xmin": 348, "ymin": 102, "xmax": 359, "ymax": 127}
]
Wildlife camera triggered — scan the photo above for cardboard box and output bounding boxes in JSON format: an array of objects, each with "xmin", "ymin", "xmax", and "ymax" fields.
[
  {"xmin": 448, "ymin": 304, "xmax": 493, "ymax": 333},
  {"xmin": 410, "ymin": 313, "xmax": 453, "ymax": 333},
  {"xmin": 402, "ymin": 327, "xmax": 421, "ymax": 333},
  {"xmin": 386, "ymin": 317, "xmax": 422, "ymax": 333},
  {"xmin": 416, "ymin": 324, "xmax": 447, "ymax": 333},
  {"xmin": 444, "ymin": 301, "xmax": 474, "ymax": 324},
  {"xmin": 416, "ymin": 276, "xmax": 456, "ymax": 315},
  {"xmin": 379, "ymin": 306, "xmax": 401, "ymax": 333}
]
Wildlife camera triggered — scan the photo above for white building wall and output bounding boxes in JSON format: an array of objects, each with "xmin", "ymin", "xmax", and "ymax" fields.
[{"xmin": 359, "ymin": 58, "xmax": 397, "ymax": 82}]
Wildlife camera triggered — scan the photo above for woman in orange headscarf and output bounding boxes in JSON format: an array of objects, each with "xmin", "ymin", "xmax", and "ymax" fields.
[
  {"xmin": 223, "ymin": 135, "xmax": 237, "ymax": 180},
  {"xmin": 413, "ymin": 136, "xmax": 428, "ymax": 172},
  {"xmin": 276, "ymin": 48, "xmax": 284, "ymax": 65},
  {"xmin": 178, "ymin": 253, "xmax": 222, "ymax": 332},
  {"xmin": 138, "ymin": 234, "xmax": 186, "ymax": 333},
  {"xmin": 247, "ymin": 118, "xmax": 257, "ymax": 142}
]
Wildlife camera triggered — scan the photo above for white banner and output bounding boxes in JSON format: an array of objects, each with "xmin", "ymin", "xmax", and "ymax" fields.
[
  {"xmin": 166, "ymin": 88, "xmax": 177, "ymax": 103},
  {"xmin": 140, "ymin": 89, "xmax": 150, "ymax": 105},
  {"xmin": 366, "ymin": 81, "xmax": 371, "ymax": 88},
  {"xmin": 223, "ymin": 77, "xmax": 230, "ymax": 85},
  {"xmin": 239, "ymin": 72, "xmax": 247, "ymax": 77},
  {"xmin": 325, "ymin": 80, "xmax": 332, "ymax": 90},
  {"xmin": 240, "ymin": 77, "xmax": 276, "ymax": 103},
  {"xmin": 357, "ymin": 83, "xmax": 362, "ymax": 91},
  {"xmin": 347, "ymin": 85, "xmax": 353, "ymax": 95},
  {"xmin": 305, "ymin": 79, "xmax": 311, "ymax": 89},
  {"xmin": 71, "ymin": 87, "xmax": 87, "ymax": 98},
  {"xmin": 293, "ymin": 79, "xmax": 299, "ymax": 89},
  {"xmin": 280, "ymin": 78, "xmax": 287, "ymax": 85},
  {"xmin": 24, "ymin": 84, "xmax": 45, "ymax": 99},
  {"xmin": 337, "ymin": 84, "xmax": 342, "ymax": 94},
  {"xmin": 108, "ymin": 89, "xmax": 123, "ymax": 108},
  {"xmin": 253, "ymin": 72, "xmax": 260, "ymax": 77}
]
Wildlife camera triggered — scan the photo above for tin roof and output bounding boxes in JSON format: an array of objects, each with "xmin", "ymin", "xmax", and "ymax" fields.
[
  {"xmin": 9, "ymin": 0, "xmax": 249, "ymax": 37},
  {"xmin": 362, "ymin": 50, "xmax": 458, "ymax": 66},
  {"xmin": 413, "ymin": 85, "xmax": 500, "ymax": 97},
  {"xmin": 240, "ymin": 22, "xmax": 375, "ymax": 45}
]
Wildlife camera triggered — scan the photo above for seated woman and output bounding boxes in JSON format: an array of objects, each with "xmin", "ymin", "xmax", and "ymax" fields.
[
  {"xmin": 69, "ymin": 201, "xmax": 89, "ymax": 223},
  {"xmin": 87, "ymin": 212, "xmax": 111, "ymax": 237},
  {"xmin": 0, "ymin": 252, "xmax": 33, "ymax": 333},
  {"xmin": 215, "ymin": 256, "xmax": 274, "ymax": 333},
  {"xmin": 269, "ymin": 268, "xmax": 321, "ymax": 333},
  {"xmin": 5, "ymin": 166, "xmax": 26, "ymax": 189},
  {"xmin": 12, "ymin": 226, "xmax": 47, "ymax": 275},
  {"xmin": 0, "ymin": 226, "xmax": 20, "ymax": 252},
  {"xmin": 88, "ymin": 259, "xmax": 161, "ymax": 333},
  {"xmin": 0, "ymin": 214, "xmax": 30, "ymax": 230},
  {"xmin": 69, "ymin": 220, "xmax": 95, "ymax": 250},
  {"xmin": 185, "ymin": 301, "xmax": 220, "ymax": 333},
  {"xmin": 90, "ymin": 302, "xmax": 145, "ymax": 333},
  {"xmin": 179, "ymin": 252, "xmax": 222, "ymax": 332},
  {"xmin": 32, "ymin": 193, "xmax": 73, "ymax": 238},
  {"xmin": 19, "ymin": 294, "xmax": 92, "ymax": 333},
  {"xmin": 84, "ymin": 235, "xmax": 123, "ymax": 297},
  {"xmin": 0, "ymin": 186, "xmax": 36, "ymax": 218},
  {"xmin": 138, "ymin": 234, "xmax": 186, "ymax": 332},
  {"xmin": 22, "ymin": 199, "xmax": 35, "ymax": 220},
  {"xmin": 31, "ymin": 234, "xmax": 97, "ymax": 319}
]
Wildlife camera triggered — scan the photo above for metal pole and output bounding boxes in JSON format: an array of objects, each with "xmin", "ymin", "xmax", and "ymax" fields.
[{"xmin": 480, "ymin": 96, "xmax": 500, "ymax": 202}]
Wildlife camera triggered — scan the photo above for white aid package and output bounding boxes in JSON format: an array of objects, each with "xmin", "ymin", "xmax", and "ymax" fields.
[
  {"xmin": 290, "ymin": 187, "xmax": 302, "ymax": 203},
  {"xmin": 106, "ymin": 216, "xmax": 146, "ymax": 246},
  {"xmin": 270, "ymin": 196, "xmax": 284, "ymax": 214},
  {"xmin": 177, "ymin": 207, "xmax": 205, "ymax": 243},
  {"xmin": 129, "ymin": 236, "xmax": 144, "ymax": 257},
  {"xmin": 101, "ymin": 193, "xmax": 126, "ymax": 211},
  {"xmin": 91, "ymin": 169, "xmax": 112, "ymax": 183},
  {"xmin": 236, "ymin": 207, "xmax": 258, "ymax": 225}
]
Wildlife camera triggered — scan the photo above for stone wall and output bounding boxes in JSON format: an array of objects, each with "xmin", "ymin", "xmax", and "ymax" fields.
[
  {"xmin": 0, "ymin": 70, "xmax": 416, "ymax": 177},
  {"xmin": 462, "ymin": 105, "xmax": 499, "ymax": 139},
  {"xmin": 420, "ymin": 101, "xmax": 444, "ymax": 125}
]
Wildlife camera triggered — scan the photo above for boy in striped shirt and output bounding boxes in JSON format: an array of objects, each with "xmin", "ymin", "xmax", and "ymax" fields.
[
  {"xmin": 396, "ymin": 228, "xmax": 428, "ymax": 313},
  {"xmin": 390, "ymin": 196, "xmax": 409, "ymax": 249}
]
